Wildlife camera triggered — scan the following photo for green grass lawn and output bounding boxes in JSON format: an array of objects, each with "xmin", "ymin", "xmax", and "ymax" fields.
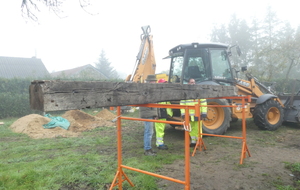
[
  {"xmin": 1, "ymin": 112, "xmax": 299, "ymax": 190},
  {"xmin": 0, "ymin": 112, "xmax": 183, "ymax": 190}
]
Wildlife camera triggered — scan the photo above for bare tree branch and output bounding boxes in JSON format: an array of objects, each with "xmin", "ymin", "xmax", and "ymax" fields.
[
  {"xmin": 21, "ymin": 0, "xmax": 40, "ymax": 22},
  {"xmin": 79, "ymin": 0, "xmax": 99, "ymax": 16},
  {"xmin": 20, "ymin": 0, "xmax": 98, "ymax": 22},
  {"xmin": 21, "ymin": 0, "xmax": 65, "ymax": 22}
]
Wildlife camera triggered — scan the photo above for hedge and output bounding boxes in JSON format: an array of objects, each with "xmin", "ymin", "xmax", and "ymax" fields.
[{"xmin": 0, "ymin": 77, "xmax": 123, "ymax": 119}]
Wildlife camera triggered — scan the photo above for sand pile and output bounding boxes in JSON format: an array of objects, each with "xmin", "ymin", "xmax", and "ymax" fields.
[
  {"xmin": 62, "ymin": 109, "xmax": 115, "ymax": 132},
  {"xmin": 9, "ymin": 109, "xmax": 116, "ymax": 139},
  {"xmin": 95, "ymin": 108, "xmax": 117, "ymax": 121}
]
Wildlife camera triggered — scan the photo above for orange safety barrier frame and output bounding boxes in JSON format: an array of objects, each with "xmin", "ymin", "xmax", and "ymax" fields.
[
  {"xmin": 109, "ymin": 103, "xmax": 195, "ymax": 190},
  {"xmin": 192, "ymin": 95, "xmax": 252, "ymax": 164},
  {"xmin": 110, "ymin": 95, "xmax": 251, "ymax": 190}
]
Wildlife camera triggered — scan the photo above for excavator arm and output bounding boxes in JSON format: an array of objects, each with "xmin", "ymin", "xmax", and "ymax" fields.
[{"xmin": 125, "ymin": 25, "xmax": 156, "ymax": 83}]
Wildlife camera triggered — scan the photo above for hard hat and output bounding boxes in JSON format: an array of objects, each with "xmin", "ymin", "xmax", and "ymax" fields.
[
  {"xmin": 145, "ymin": 75, "xmax": 157, "ymax": 82},
  {"xmin": 158, "ymin": 79, "xmax": 167, "ymax": 83}
]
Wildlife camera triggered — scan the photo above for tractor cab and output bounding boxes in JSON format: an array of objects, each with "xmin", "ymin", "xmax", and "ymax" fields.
[
  {"xmin": 165, "ymin": 43, "xmax": 238, "ymax": 135},
  {"xmin": 166, "ymin": 43, "xmax": 236, "ymax": 86}
]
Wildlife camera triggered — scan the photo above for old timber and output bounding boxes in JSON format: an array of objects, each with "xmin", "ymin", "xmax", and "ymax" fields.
[{"xmin": 29, "ymin": 80, "xmax": 237, "ymax": 112}]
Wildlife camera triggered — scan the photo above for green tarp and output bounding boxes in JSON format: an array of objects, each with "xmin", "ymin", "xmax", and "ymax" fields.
[{"xmin": 43, "ymin": 114, "xmax": 70, "ymax": 130}]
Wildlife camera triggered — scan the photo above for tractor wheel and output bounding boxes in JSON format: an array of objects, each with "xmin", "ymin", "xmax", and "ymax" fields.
[
  {"xmin": 253, "ymin": 99, "xmax": 284, "ymax": 131},
  {"xmin": 202, "ymin": 99, "xmax": 231, "ymax": 135}
]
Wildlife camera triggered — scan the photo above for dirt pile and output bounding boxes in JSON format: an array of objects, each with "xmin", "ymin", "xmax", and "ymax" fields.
[
  {"xmin": 62, "ymin": 109, "xmax": 115, "ymax": 132},
  {"xmin": 95, "ymin": 108, "xmax": 117, "ymax": 121},
  {"xmin": 9, "ymin": 109, "xmax": 116, "ymax": 139}
]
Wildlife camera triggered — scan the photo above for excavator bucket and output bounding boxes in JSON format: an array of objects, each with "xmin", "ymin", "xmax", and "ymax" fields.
[
  {"xmin": 278, "ymin": 93, "xmax": 300, "ymax": 123},
  {"xmin": 278, "ymin": 80, "xmax": 300, "ymax": 123}
]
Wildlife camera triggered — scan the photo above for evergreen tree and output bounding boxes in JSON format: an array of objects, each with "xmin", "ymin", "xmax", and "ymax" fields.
[
  {"xmin": 248, "ymin": 17, "xmax": 264, "ymax": 76},
  {"xmin": 277, "ymin": 23, "xmax": 300, "ymax": 80},
  {"xmin": 94, "ymin": 49, "xmax": 119, "ymax": 79},
  {"xmin": 257, "ymin": 6, "xmax": 283, "ymax": 81},
  {"xmin": 227, "ymin": 14, "xmax": 252, "ymax": 68},
  {"xmin": 210, "ymin": 24, "xmax": 231, "ymax": 44}
]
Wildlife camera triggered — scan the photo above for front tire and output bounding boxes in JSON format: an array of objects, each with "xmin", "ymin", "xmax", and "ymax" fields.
[
  {"xmin": 253, "ymin": 99, "xmax": 284, "ymax": 131},
  {"xmin": 202, "ymin": 99, "xmax": 231, "ymax": 135}
]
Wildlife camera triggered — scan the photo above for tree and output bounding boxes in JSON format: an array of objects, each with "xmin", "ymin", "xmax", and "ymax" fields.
[
  {"xmin": 210, "ymin": 24, "xmax": 231, "ymax": 44},
  {"xmin": 94, "ymin": 50, "xmax": 119, "ymax": 79},
  {"xmin": 248, "ymin": 17, "xmax": 264, "ymax": 76},
  {"xmin": 278, "ymin": 24, "xmax": 300, "ymax": 80},
  {"xmin": 21, "ymin": 0, "xmax": 63, "ymax": 22},
  {"xmin": 257, "ymin": 6, "xmax": 284, "ymax": 81},
  {"xmin": 21, "ymin": 0, "xmax": 93, "ymax": 22},
  {"xmin": 227, "ymin": 14, "xmax": 252, "ymax": 68}
]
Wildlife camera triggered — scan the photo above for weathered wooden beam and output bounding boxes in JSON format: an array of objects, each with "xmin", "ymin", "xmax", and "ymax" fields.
[{"xmin": 29, "ymin": 80, "xmax": 237, "ymax": 112}]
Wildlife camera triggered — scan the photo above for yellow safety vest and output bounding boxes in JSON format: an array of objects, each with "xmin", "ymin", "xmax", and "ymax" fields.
[{"xmin": 180, "ymin": 99, "xmax": 207, "ymax": 121}]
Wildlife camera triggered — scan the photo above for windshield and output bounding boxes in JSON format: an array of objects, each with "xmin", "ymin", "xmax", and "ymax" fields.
[
  {"xmin": 168, "ymin": 46, "xmax": 233, "ymax": 84},
  {"xmin": 182, "ymin": 49, "xmax": 211, "ymax": 84},
  {"xmin": 211, "ymin": 49, "xmax": 233, "ymax": 81},
  {"xmin": 169, "ymin": 56, "xmax": 183, "ymax": 83}
]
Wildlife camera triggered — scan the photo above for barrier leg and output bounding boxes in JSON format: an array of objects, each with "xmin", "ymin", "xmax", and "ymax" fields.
[
  {"xmin": 109, "ymin": 106, "xmax": 134, "ymax": 189},
  {"xmin": 240, "ymin": 142, "xmax": 251, "ymax": 164},
  {"xmin": 239, "ymin": 97, "xmax": 251, "ymax": 164},
  {"xmin": 192, "ymin": 120, "xmax": 206, "ymax": 156},
  {"xmin": 110, "ymin": 169, "xmax": 134, "ymax": 190}
]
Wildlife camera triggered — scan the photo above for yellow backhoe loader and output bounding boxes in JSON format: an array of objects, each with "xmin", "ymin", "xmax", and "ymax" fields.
[
  {"xmin": 125, "ymin": 25, "xmax": 167, "ymax": 83},
  {"xmin": 128, "ymin": 26, "xmax": 299, "ymax": 135},
  {"xmin": 165, "ymin": 42, "xmax": 300, "ymax": 134}
]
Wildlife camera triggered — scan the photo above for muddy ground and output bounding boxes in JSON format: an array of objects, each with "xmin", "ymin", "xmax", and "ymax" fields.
[
  {"xmin": 121, "ymin": 117, "xmax": 300, "ymax": 190},
  {"xmin": 155, "ymin": 121, "xmax": 300, "ymax": 190}
]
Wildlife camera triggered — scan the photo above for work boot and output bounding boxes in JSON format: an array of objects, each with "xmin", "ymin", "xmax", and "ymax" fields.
[
  {"xmin": 189, "ymin": 143, "xmax": 196, "ymax": 147},
  {"xmin": 157, "ymin": 144, "xmax": 168, "ymax": 150},
  {"xmin": 144, "ymin": 149, "xmax": 157, "ymax": 156}
]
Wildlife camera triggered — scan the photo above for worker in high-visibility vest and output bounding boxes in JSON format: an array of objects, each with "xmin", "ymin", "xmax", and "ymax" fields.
[
  {"xmin": 155, "ymin": 79, "xmax": 173, "ymax": 150},
  {"xmin": 180, "ymin": 78, "xmax": 207, "ymax": 147}
]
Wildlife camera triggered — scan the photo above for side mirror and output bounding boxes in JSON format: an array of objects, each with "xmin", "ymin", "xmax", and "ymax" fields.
[
  {"xmin": 228, "ymin": 44, "xmax": 241, "ymax": 57},
  {"xmin": 241, "ymin": 66, "xmax": 247, "ymax": 72}
]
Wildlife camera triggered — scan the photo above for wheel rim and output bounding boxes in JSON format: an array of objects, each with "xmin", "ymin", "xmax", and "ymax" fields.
[
  {"xmin": 267, "ymin": 107, "xmax": 280, "ymax": 125},
  {"xmin": 203, "ymin": 102, "xmax": 225, "ymax": 130}
]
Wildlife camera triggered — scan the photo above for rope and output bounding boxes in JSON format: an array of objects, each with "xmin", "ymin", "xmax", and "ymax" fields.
[
  {"xmin": 112, "ymin": 115, "xmax": 121, "ymax": 122},
  {"xmin": 183, "ymin": 121, "xmax": 191, "ymax": 132}
]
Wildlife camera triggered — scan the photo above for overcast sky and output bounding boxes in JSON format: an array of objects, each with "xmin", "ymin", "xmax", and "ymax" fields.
[{"xmin": 0, "ymin": 0, "xmax": 299, "ymax": 77}]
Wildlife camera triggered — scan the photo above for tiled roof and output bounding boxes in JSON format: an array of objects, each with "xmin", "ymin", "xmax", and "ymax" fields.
[
  {"xmin": 0, "ymin": 56, "xmax": 49, "ymax": 79},
  {"xmin": 51, "ymin": 64, "xmax": 108, "ymax": 79}
]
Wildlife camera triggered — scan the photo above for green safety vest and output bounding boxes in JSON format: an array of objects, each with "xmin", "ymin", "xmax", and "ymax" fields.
[{"xmin": 180, "ymin": 99, "xmax": 207, "ymax": 121}]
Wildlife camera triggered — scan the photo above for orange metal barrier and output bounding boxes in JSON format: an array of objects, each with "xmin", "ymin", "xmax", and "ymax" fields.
[
  {"xmin": 192, "ymin": 95, "xmax": 252, "ymax": 164},
  {"xmin": 110, "ymin": 95, "xmax": 251, "ymax": 189},
  {"xmin": 110, "ymin": 104, "xmax": 193, "ymax": 190}
]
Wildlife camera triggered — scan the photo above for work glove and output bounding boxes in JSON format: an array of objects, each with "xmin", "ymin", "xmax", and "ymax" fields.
[{"xmin": 201, "ymin": 114, "xmax": 207, "ymax": 120}]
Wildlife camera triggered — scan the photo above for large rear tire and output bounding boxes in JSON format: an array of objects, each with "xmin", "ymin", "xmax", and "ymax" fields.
[
  {"xmin": 202, "ymin": 99, "xmax": 231, "ymax": 135},
  {"xmin": 253, "ymin": 99, "xmax": 284, "ymax": 131}
]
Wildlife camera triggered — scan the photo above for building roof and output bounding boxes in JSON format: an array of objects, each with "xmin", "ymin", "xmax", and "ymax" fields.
[
  {"xmin": 51, "ymin": 64, "xmax": 108, "ymax": 79},
  {"xmin": 0, "ymin": 56, "xmax": 49, "ymax": 79}
]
